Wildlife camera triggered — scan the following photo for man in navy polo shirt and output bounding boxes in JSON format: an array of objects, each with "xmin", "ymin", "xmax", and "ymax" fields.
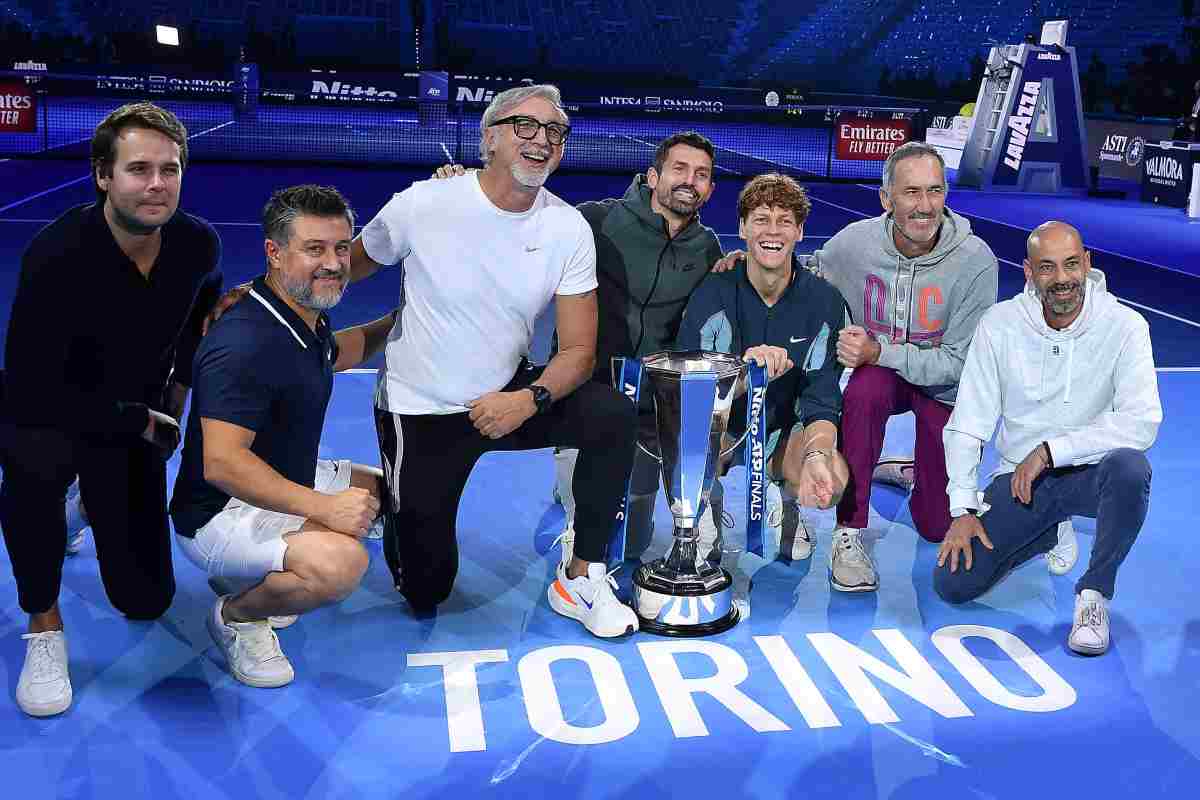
[
  {"xmin": 170, "ymin": 185, "xmax": 394, "ymax": 689},
  {"xmin": 1, "ymin": 102, "xmax": 221, "ymax": 717},
  {"xmin": 677, "ymin": 173, "xmax": 850, "ymax": 616}
]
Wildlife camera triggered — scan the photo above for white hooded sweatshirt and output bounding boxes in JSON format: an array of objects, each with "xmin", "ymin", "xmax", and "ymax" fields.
[{"xmin": 944, "ymin": 267, "xmax": 1162, "ymax": 513}]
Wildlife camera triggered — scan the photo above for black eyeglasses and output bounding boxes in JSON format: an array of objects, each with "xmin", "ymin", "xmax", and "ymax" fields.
[{"xmin": 489, "ymin": 115, "xmax": 571, "ymax": 145}]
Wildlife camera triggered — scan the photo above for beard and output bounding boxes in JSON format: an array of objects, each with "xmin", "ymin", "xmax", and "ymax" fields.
[
  {"xmin": 109, "ymin": 198, "xmax": 170, "ymax": 235},
  {"xmin": 1040, "ymin": 280, "xmax": 1085, "ymax": 316},
  {"xmin": 281, "ymin": 269, "xmax": 346, "ymax": 311},
  {"xmin": 656, "ymin": 182, "xmax": 701, "ymax": 216}
]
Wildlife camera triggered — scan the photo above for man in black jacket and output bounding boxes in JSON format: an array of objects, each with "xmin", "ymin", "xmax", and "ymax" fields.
[
  {"xmin": 554, "ymin": 132, "xmax": 725, "ymax": 563},
  {"xmin": 0, "ymin": 102, "xmax": 222, "ymax": 717}
]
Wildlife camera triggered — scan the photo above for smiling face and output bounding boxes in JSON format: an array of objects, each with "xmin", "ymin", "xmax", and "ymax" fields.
[
  {"xmin": 1024, "ymin": 223, "xmax": 1091, "ymax": 328},
  {"xmin": 647, "ymin": 143, "xmax": 715, "ymax": 218},
  {"xmin": 96, "ymin": 126, "xmax": 182, "ymax": 234},
  {"xmin": 880, "ymin": 154, "xmax": 946, "ymax": 255},
  {"xmin": 266, "ymin": 213, "xmax": 353, "ymax": 312},
  {"xmin": 740, "ymin": 204, "xmax": 803, "ymax": 275},
  {"xmin": 482, "ymin": 95, "xmax": 567, "ymax": 190}
]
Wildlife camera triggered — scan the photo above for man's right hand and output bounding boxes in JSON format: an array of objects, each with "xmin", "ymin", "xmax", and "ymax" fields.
[
  {"xmin": 202, "ymin": 282, "xmax": 251, "ymax": 335},
  {"xmin": 743, "ymin": 345, "xmax": 793, "ymax": 380},
  {"xmin": 936, "ymin": 514, "xmax": 993, "ymax": 573},
  {"xmin": 432, "ymin": 164, "xmax": 468, "ymax": 179},
  {"xmin": 315, "ymin": 487, "xmax": 381, "ymax": 537},
  {"xmin": 142, "ymin": 409, "xmax": 182, "ymax": 456},
  {"xmin": 711, "ymin": 250, "xmax": 745, "ymax": 273}
]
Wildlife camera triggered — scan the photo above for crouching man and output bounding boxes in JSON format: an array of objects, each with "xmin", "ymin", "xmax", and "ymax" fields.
[{"xmin": 170, "ymin": 185, "xmax": 394, "ymax": 686}]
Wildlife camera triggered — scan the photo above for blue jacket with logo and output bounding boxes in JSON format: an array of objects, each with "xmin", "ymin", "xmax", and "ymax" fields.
[{"xmin": 675, "ymin": 266, "xmax": 846, "ymax": 452}]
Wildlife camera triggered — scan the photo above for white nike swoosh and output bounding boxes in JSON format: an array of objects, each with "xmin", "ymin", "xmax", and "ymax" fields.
[{"xmin": 790, "ymin": 336, "xmax": 808, "ymax": 344}]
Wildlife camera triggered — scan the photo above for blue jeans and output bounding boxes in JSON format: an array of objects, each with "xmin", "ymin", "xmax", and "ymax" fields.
[{"xmin": 934, "ymin": 448, "xmax": 1152, "ymax": 602}]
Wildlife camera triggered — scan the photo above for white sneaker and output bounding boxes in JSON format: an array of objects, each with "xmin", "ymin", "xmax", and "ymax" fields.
[
  {"xmin": 547, "ymin": 562, "xmax": 638, "ymax": 638},
  {"xmin": 872, "ymin": 457, "xmax": 915, "ymax": 492},
  {"xmin": 1045, "ymin": 519, "xmax": 1078, "ymax": 576},
  {"xmin": 1069, "ymin": 589, "xmax": 1110, "ymax": 655},
  {"xmin": 207, "ymin": 577, "xmax": 297, "ymax": 629},
  {"xmin": 768, "ymin": 483, "xmax": 813, "ymax": 561},
  {"xmin": 16, "ymin": 630, "xmax": 72, "ymax": 717},
  {"xmin": 830, "ymin": 526, "xmax": 878, "ymax": 592},
  {"xmin": 206, "ymin": 596, "xmax": 295, "ymax": 687},
  {"xmin": 65, "ymin": 480, "xmax": 88, "ymax": 556}
]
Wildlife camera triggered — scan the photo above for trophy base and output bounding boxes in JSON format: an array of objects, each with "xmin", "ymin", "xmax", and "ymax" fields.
[{"xmin": 632, "ymin": 562, "xmax": 739, "ymax": 637}]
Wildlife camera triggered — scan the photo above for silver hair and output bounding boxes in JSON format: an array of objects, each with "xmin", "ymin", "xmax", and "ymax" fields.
[
  {"xmin": 478, "ymin": 84, "xmax": 568, "ymax": 164},
  {"xmin": 263, "ymin": 184, "xmax": 356, "ymax": 246},
  {"xmin": 881, "ymin": 141, "xmax": 947, "ymax": 195}
]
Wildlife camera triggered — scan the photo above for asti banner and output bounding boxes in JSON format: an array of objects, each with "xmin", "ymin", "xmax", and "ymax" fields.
[
  {"xmin": 0, "ymin": 81, "xmax": 37, "ymax": 132},
  {"xmin": 1085, "ymin": 118, "xmax": 1174, "ymax": 182},
  {"xmin": 835, "ymin": 111, "xmax": 913, "ymax": 160}
]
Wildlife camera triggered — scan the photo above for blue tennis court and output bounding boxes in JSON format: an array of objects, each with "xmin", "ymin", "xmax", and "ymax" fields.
[{"xmin": 1, "ymin": 149, "xmax": 1198, "ymax": 798}]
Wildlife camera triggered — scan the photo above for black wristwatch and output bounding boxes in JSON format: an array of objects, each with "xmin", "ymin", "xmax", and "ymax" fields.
[{"xmin": 525, "ymin": 384, "xmax": 553, "ymax": 415}]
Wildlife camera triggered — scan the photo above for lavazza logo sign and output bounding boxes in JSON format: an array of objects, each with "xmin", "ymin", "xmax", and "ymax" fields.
[
  {"xmin": 1003, "ymin": 80, "xmax": 1042, "ymax": 171},
  {"xmin": 409, "ymin": 625, "xmax": 1078, "ymax": 752}
]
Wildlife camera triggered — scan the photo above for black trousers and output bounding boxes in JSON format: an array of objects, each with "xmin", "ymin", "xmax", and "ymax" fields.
[
  {"xmin": 374, "ymin": 364, "xmax": 636, "ymax": 610},
  {"xmin": 0, "ymin": 424, "xmax": 174, "ymax": 617}
]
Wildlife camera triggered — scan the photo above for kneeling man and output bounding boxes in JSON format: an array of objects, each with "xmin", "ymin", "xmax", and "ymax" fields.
[
  {"xmin": 937, "ymin": 221, "xmax": 1161, "ymax": 655},
  {"xmin": 170, "ymin": 185, "xmax": 395, "ymax": 686},
  {"xmin": 677, "ymin": 173, "xmax": 850, "ymax": 614}
]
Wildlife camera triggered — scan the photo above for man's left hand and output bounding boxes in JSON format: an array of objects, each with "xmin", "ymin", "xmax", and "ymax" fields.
[
  {"xmin": 836, "ymin": 325, "xmax": 881, "ymax": 368},
  {"xmin": 1011, "ymin": 444, "xmax": 1050, "ymax": 504},
  {"xmin": 467, "ymin": 391, "xmax": 536, "ymax": 439}
]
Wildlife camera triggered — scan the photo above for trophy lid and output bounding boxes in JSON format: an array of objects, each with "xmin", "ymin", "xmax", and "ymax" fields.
[{"xmin": 643, "ymin": 349, "xmax": 746, "ymax": 380}]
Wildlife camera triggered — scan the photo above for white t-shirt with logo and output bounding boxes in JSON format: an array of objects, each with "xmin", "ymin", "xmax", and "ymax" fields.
[{"xmin": 360, "ymin": 173, "xmax": 597, "ymax": 415}]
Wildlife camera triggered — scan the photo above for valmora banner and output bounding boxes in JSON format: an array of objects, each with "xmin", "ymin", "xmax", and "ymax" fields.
[
  {"xmin": 0, "ymin": 82, "xmax": 37, "ymax": 132},
  {"xmin": 835, "ymin": 112, "xmax": 911, "ymax": 161}
]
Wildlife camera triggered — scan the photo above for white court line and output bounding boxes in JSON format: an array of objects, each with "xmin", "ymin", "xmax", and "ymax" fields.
[
  {"xmin": 618, "ymin": 134, "xmax": 741, "ymax": 176},
  {"xmin": 1156, "ymin": 367, "xmax": 1200, "ymax": 372},
  {"xmin": 993, "ymin": 255, "xmax": 1200, "ymax": 330},
  {"xmin": 0, "ymin": 120, "xmax": 236, "ymax": 215},
  {"xmin": 439, "ymin": 142, "xmax": 452, "ymax": 161},
  {"xmin": 848, "ymin": 182, "xmax": 1200, "ymax": 280}
]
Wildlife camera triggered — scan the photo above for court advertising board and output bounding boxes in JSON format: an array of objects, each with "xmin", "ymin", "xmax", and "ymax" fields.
[
  {"xmin": 835, "ymin": 110, "xmax": 913, "ymax": 160},
  {"xmin": 0, "ymin": 81, "xmax": 37, "ymax": 132}
]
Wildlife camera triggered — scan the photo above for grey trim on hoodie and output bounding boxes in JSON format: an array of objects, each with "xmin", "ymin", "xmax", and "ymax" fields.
[{"xmin": 813, "ymin": 207, "xmax": 998, "ymax": 404}]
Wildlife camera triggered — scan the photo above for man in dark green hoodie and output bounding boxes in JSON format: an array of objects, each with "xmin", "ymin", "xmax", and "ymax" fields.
[{"xmin": 554, "ymin": 132, "xmax": 724, "ymax": 563}]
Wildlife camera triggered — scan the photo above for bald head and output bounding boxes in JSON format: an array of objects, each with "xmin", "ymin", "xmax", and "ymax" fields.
[
  {"xmin": 1026, "ymin": 220, "xmax": 1084, "ymax": 261},
  {"xmin": 1024, "ymin": 220, "xmax": 1091, "ymax": 328}
]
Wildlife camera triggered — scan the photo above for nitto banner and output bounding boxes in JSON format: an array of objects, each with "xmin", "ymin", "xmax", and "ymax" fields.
[
  {"xmin": 835, "ymin": 112, "xmax": 912, "ymax": 160},
  {"xmin": 0, "ymin": 81, "xmax": 37, "ymax": 132}
]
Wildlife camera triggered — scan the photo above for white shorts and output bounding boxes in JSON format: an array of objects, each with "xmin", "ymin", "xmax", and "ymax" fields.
[{"xmin": 177, "ymin": 459, "xmax": 353, "ymax": 581}]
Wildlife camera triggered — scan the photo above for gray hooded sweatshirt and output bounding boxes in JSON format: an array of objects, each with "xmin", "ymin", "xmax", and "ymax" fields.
[{"xmin": 813, "ymin": 207, "xmax": 998, "ymax": 404}]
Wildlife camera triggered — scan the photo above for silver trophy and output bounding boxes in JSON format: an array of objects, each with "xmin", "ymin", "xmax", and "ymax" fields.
[{"xmin": 632, "ymin": 350, "xmax": 749, "ymax": 636}]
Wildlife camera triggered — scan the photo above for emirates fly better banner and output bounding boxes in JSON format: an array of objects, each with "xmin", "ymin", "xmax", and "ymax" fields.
[
  {"xmin": 835, "ymin": 111, "xmax": 912, "ymax": 160},
  {"xmin": 0, "ymin": 81, "xmax": 37, "ymax": 132}
]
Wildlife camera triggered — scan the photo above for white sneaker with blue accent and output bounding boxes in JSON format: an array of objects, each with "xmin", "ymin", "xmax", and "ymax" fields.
[{"xmin": 548, "ymin": 562, "xmax": 638, "ymax": 638}]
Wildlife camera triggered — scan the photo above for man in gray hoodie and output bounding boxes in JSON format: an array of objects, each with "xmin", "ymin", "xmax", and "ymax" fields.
[
  {"xmin": 816, "ymin": 142, "xmax": 998, "ymax": 593},
  {"xmin": 936, "ymin": 222, "xmax": 1160, "ymax": 655}
]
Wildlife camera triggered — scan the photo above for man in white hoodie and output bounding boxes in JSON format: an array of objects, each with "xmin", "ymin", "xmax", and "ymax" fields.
[{"xmin": 936, "ymin": 221, "xmax": 1161, "ymax": 655}]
